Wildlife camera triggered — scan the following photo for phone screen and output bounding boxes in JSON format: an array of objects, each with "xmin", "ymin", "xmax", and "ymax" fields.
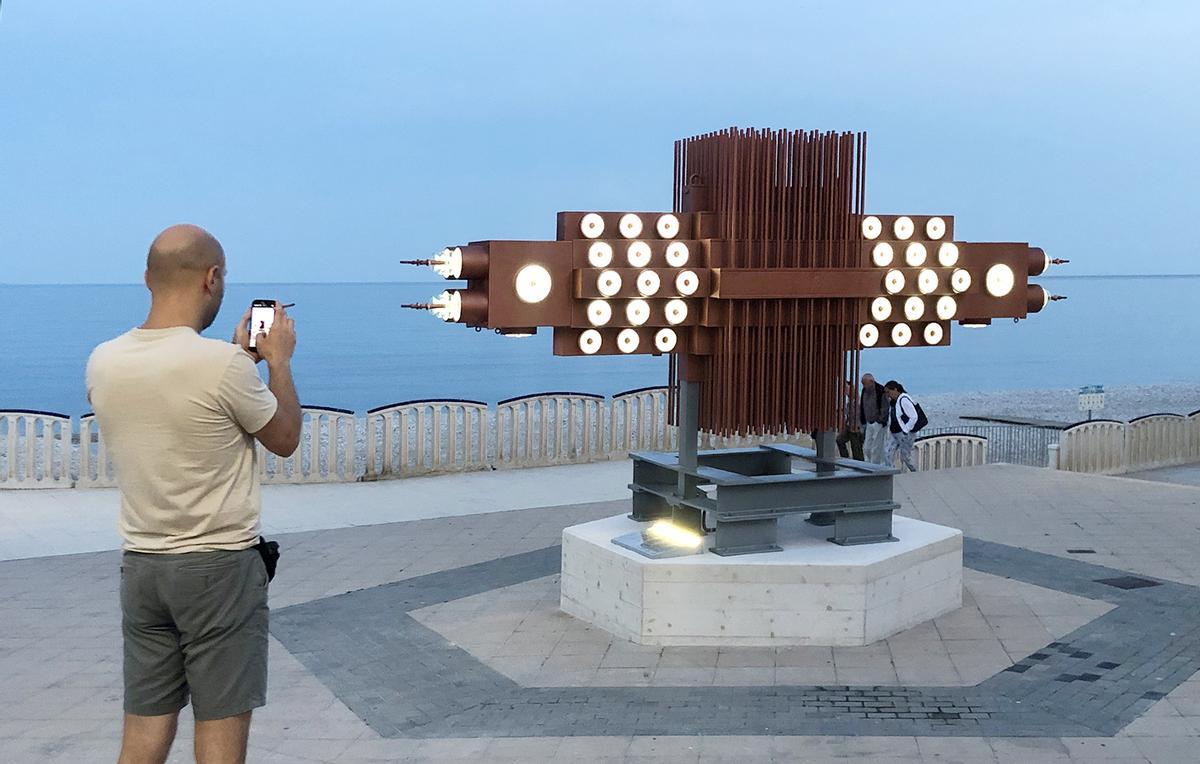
[{"xmin": 248, "ymin": 303, "xmax": 275, "ymax": 349}]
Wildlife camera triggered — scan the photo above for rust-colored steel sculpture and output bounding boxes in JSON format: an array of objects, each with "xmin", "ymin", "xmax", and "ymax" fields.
[{"xmin": 406, "ymin": 127, "xmax": 1062, "ymax": 438}]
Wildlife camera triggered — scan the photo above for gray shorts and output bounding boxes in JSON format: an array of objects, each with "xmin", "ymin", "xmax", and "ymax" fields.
[{"xmin": 120, "ymin": 547, "xmax": 269, "ymax": 720}]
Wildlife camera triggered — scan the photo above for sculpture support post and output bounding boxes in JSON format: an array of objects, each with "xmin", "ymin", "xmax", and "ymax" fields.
[
  {"xmin": 808, "ymin": 430, "xmax": 840, "ymax": 526},
  {"xmin": 815, "ymin": 430, "xmax": 837, "ymax": 475},
  {"xmin": 676, "ymin": 379, "xmax": 699, "ymax": 488},
  {"xmin": 669, "ymin": 370, "xmax": 704, "ymax": 533}
]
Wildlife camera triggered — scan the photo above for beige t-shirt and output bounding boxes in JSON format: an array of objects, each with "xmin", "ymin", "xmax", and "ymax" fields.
[{"xmin": 86, "ymin": 327, "xmax": 278, "ymax": 554}]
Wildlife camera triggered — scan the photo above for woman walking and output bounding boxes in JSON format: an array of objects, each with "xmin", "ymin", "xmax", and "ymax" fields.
[{"xmin": 883, "ymin": 380, "xmax": 920, "ymax": 472}]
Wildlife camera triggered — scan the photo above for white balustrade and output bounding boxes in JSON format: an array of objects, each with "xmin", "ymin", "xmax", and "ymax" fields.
[
  {"xmin": 14, "ymin": 395, "xmax": 1200, "ymax": 489},
  {"xmin": 366, "ymin": 399, "xmax": 489, "ymax": 478},
  {"xmin": 260, "ymin": 407, "xmax": 358, "ymax": 484},
  {"xmin": 1058, "ymin": 420, "xmax": 1127, "ymax": 474},
  {"xmin": 495, "ymin": 393, "xmax": 605, "ymax": 468},
  {"xmin": 1126, "ymin": 414, "xmax": 1189, "ymax": 472},
  {"xmin": 611, "ymin": 387, "xmax": 675, "ymax": 453},
  {"xmin": 0, "ymin": 410, "xmax": 73, "ymax": 488},
  {"xmin": 913, "ymin": 433, "xmax": 988, "ymax": 470},
  {"xmin": 77, "ymin": 414, "xmax": 117, "ymax": 488},
  {"xmin": 697, "ymin": 429, "xmax": 812, "ymax": 450}
]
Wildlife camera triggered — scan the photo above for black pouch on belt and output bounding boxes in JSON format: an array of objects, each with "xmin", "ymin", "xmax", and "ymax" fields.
[{"xmin": 255, "ymin": 536, "xmax": 280, "ymax": 582}]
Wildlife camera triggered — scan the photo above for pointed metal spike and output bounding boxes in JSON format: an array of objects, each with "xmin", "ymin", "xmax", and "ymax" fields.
[
  {"xmin": 1050, "ymin": 258, "xmax": 1070, "ymax": 265},
  {"xmin": 1049, "ymin": 294, "xmax": 1068, "ymax": 301}
]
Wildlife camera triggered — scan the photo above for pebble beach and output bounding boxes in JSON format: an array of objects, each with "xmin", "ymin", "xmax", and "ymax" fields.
[{"xmin": 919, "ymin": 382, "xmax": 1198, "ymax": 429}]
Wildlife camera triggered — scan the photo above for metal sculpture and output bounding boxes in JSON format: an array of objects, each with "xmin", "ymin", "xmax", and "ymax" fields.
[{"xmin": 405, "ymin": 127, "xmax": 1064, "ymax": 556}]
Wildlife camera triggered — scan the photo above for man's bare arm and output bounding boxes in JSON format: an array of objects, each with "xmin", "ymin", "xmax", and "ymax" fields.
[
  {"xmin": 254, "ymin": 361, "xmax": 301, "ymax": 456},
  {"xmin": 251, "ymin": 303, "xmax": 301, "ymax": 456}
]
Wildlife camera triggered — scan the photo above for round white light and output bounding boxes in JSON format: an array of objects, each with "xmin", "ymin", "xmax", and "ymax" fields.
[
  {"xmin": 580, "ymin": 213, "xmax": 604, "ymax": 239},
  {"xmin": 587, "ymin": 241, "xmax": 613, "ymax": 268},
  {"xmin": 917, "ymin": 268, "xmax": 938, "ymax": 294},
  {"xmin": 665, "ymin": 299, "xmax": 688, "ymax": 325},
  {"xmin": 665, "ymin": 241, "xmax": 689, "ymax": 267},
  {"xmin": 926, "ymin": 217, "xmax": 946, "ymax": 240},
  {"xmin": 872, "ymin": 242, "xmax": 894, "ymax": 267},
  {"xmin": 619, "ymin": 214, "xmax": 643, "ymax": 239},
  {"xmin": 617, "ymin": 328, "xmax": 640, "ymax": 353},
  {"xmin": 515, "ymin": 264, "xmax": 552, "ymax": 304},
  {"xmin": 871, "ymin": 297, "xmax": 893, "ymax": 321},
  {"xmin": 587, "ymin": 300, "xmax": 612, "ymax": 326},
  {"xmin": 894, "ymin": 216, "xmax": 914, "ymax": 240},
  {"xmin": 654, "ymin": 328, "xmax": 677, "ymax": 353},
  {"xmin": 656, "ymin": 214, "xmax": 680, "ymax": 239},
  {"xmin": 626, "ymin": 299, "xmax": 650, "ymax": 326},
  {"xmin": 862, "ymin": 216, "xmax": 882, "ymax": 240},
  {"xmin": 904, "ymin": 296, "xmax": 925, "ymax": 321},
  {"xmin": 985, "ymin": 264, "xmax": 1015, "ymax": 297},
  {"xmin": 636, "ymin": 270, "xmax": 661, "ymax": 296},
  {"xmin": 627, "ymin": 241, "xmax": 652, "ymax": 268},
  {"xmin": 884, "ymin": 269, "xmax": 906, "ymax": 294},
  {"xmin": 936, "ymin": 295, "xmax": 957, "ymax": 320},
  {"xmin": 676, "ymin": 270, "xmax": 699, "ymax": 296},
  {"xmin": 859, "ymin": 323, "xmax": 879, "ymax": 347},
  {"xmin": 578, "ymin": 329, "xmax": 602, "ymax": 354},
  {"xmin": 905, "ymin": 242, "xmax": 927, "ymax": 267},
  {"xmin": 597, "ymin": 269, "xmax": 622, "ymax": 297},
  {"xmin": 951, "ymin": 269, "xmax": 972, "ymax": 293},
  {"xmin": 937, "ymin": 242, "xmax": 959, "ymax": 267},
  {"xmin": 431, "ymin": 290, "xmax": 461, "ymax": 322},
  {"xmin": 924, "ymin": 323, "xmax": 944, "ymax": 344},
  {"xmin": 892, "ymin": 323, "xmax": 912, "ymax": 346}
]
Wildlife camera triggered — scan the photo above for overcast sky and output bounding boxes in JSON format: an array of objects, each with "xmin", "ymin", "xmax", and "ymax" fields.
[{"xmin": 1, "ymin": 0, "xmax": 1196, "ymax": 283}]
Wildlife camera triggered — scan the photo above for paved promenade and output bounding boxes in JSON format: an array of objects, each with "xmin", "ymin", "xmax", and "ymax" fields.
[{"xmin": 2, "ymin": 463, "xmax": 1200, "ymax": 761}]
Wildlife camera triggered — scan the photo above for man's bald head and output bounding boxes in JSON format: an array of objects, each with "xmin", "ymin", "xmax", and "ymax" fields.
[{"xmin": 146, "ymin": 224, "xmax": 225, "ymax": 291}]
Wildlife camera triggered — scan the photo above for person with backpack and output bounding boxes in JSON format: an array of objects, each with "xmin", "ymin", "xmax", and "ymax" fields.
[{"xmin": 883, "ymin": 380, "xmax": 927, "ymax": 472}]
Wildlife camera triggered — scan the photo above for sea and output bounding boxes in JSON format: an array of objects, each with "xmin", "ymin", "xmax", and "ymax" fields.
[{"xmin": 0, "ymin": 276, "xmax": 1190, "ymax": 416}]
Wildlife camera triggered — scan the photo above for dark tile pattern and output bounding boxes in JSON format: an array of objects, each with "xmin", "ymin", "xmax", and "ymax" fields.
[{"xmin": 270, "ymin": 537, "xmax": 1200, "ymax": 739}]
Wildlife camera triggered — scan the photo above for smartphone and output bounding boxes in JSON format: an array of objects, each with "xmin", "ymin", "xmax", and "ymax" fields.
[{"xmin": 248, "ymin": 300, "xmax": 276, "ymax": 350}]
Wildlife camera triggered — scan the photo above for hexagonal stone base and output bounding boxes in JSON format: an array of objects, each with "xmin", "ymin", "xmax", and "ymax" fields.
[{"xmin": 561, "ymin": 514, "xmax": 962, "ymax": 646}]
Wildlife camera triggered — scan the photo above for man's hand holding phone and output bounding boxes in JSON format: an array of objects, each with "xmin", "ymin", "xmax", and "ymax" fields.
[
  {"xmin": 233, "ymin": 300, "xmax": 295, "ymax": 366},
  {"xmin": 255, "ymin": 302, "xmax": 296, "ymax": 368},
  {"xmin": 235, "ymin": 300, "xmax": 302, "ymax": 460}
]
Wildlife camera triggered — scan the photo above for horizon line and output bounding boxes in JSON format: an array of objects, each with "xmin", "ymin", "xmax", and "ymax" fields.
[{"xmin": 2, "ymin": 273, "xmax": 1200, "ymax": 287}]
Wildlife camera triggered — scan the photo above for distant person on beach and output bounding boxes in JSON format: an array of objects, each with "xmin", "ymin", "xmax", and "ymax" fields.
[
  {"xmin": 859, "ymin": 373, "xmax": 889, "ymax": 463},
  {"xmin": 835, "ymin": 380, "xmax": 864, "ymax": 460},
  {"xmin": 884, "ymin": 380, "xmax": 923, "ymax": 472},
  {"xmin": 86, "ymin": 224, "xmax": 301, "ymax": 764}
]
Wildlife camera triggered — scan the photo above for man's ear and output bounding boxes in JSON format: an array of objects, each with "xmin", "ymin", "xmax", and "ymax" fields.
[{"xmin": 206, "ymin": 265, "xmax": 221, "ymax": 291}]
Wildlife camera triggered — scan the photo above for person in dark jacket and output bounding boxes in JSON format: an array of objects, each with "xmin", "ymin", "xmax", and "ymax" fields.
[{"xmin": 859, "ymin": 373, "xmax": 889, "ymax": 463}]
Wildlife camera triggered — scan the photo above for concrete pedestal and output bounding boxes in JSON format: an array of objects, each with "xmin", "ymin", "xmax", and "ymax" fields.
[{"xmin": 560, "ymin": 514, "xmax": 962, "ymax": 646}]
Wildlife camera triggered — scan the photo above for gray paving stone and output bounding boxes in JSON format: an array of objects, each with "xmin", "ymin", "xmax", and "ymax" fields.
[{"xmin": 269, "ymin": 534, "xmax": 1200, "ymax": 740}]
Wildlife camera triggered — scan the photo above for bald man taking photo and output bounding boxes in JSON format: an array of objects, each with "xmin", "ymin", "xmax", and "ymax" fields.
[{"xmin": 86, "ymin": 224, "xmax": 301, "ymax": 764}]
